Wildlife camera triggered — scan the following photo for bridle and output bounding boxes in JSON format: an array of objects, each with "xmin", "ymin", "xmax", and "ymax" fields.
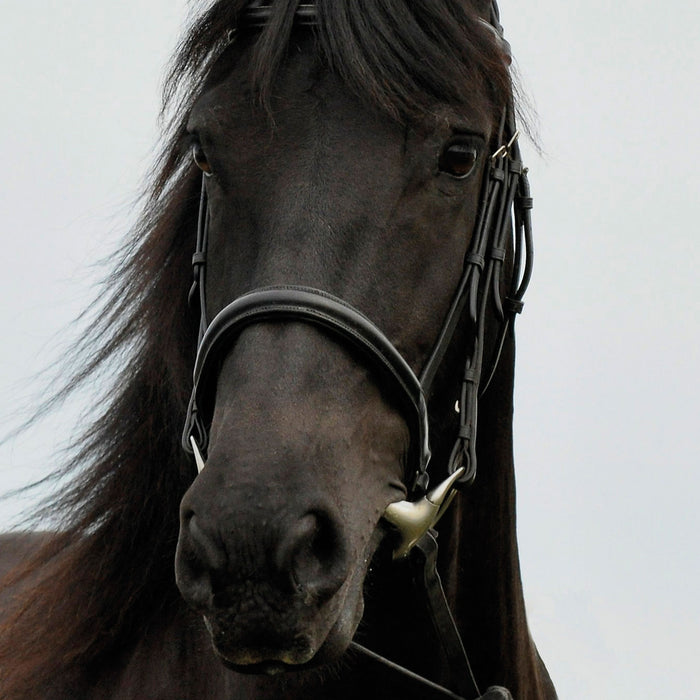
[{"xmin": 181, "ymin": 2, "xmax": 532, "ymax": 698}]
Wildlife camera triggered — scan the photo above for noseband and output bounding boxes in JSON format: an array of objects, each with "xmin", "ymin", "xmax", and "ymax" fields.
[
  {"xmin": 181, "ymin": 2, "xmax": 532, "ymax": 698},
  {"xmin": 185, "ymin": 284, "xmax": 431, "ymax": 483}
]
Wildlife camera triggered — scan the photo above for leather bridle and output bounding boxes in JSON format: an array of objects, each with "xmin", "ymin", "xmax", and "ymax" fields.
[{"xmin": 181, "ymin": 2, "xmax": 532, "ymax": 698}]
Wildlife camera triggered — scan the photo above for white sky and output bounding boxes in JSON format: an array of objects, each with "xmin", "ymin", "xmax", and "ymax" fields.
[{"xmin": 1, "ymin": 2, "xmax": 698, "ymax": 698}]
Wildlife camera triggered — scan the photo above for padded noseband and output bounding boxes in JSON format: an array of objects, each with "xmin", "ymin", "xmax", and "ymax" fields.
[{"xmin": 182, "ymin": 286, "xmax": 431, "ymax": 492}]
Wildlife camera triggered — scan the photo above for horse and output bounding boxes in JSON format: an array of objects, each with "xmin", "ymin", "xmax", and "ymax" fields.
[{"xmin": 0, "ymin": 1, "xmax": 557, "ymax": 698}]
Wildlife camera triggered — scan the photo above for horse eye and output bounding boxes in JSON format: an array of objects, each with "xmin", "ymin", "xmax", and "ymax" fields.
[
  {"xmin": 439, "ymin": 142, "xmax": 479, "ymax": 179},
  {"xmin": 192, "ymin": 142, "xmax": 212, "ymax": 175}
]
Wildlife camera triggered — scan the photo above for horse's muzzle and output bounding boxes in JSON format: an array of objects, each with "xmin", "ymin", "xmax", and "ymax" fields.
[{"xmin": 174, "ymin": 480, "xmax": 364, "ymax": 669}]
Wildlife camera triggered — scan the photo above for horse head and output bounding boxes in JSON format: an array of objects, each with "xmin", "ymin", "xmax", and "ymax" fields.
[{"xmin": 174, "ymin": 1, "xmax": 516, "ymax": 675}]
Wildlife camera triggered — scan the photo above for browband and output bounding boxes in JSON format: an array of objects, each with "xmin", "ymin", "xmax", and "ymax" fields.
[{"xmin": 242, "ymin": 1, "xmax": 317, "ymax": 27}]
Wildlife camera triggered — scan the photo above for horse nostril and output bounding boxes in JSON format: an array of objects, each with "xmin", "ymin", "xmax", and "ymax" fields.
[
  {"xmin": 276, "ymin": 511, "xmax": 348, "ymax": 603},
  {"xmin": 176, "ymin": 511, "xmax": 228, "ymax": 610},
  {"xmin": 188, "ymin": 513, "xmax": 228, "ymax": 573}
]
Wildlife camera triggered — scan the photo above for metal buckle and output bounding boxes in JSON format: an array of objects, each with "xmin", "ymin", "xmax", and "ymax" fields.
[{"xmin": 491, "ymin": 130, "xmax": 520, "ymax": 161}]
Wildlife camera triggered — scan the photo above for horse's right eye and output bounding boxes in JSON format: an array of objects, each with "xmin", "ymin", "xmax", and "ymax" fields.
[
  {"xmin": 439, "ymin": 142, "xmax": 479, "ymax": 179},
  {"xmin": 192, "ymin": 142, "xmax": 212, "ymax": 176}
]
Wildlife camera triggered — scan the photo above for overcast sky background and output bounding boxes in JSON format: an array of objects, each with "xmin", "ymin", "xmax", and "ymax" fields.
[{"xmin": 1, "ymin": 2, "xmax": 698, "ymax": 698}]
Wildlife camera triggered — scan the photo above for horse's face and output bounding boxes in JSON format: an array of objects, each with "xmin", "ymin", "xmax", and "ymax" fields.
[{"xmin": 175, "ymin": 36, "xmax": 494, "ymax": 673}]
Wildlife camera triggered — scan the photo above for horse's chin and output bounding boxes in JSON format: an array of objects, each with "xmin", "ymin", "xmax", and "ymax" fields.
[
  {"xmin": 214, "ymin": 630, "xmax": 350, "ymax": 676},
  {"xmin": 206, "ymin": 561, "xmax": 367, "ymax": 675}
]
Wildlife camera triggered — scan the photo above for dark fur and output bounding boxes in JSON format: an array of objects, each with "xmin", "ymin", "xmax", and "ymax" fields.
[{"xmin": 0, "ymin": 2, "xmax": 554, "ymax": 698}]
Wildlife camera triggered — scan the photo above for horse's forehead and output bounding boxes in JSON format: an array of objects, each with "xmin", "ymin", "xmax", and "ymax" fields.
[
  {"xmin": 189, "ymin": 39, "xmax": 492, "ymax": 144},
  {"xmin": 190, "ymin": 54, "xmax": 383, "ymax": 141}
]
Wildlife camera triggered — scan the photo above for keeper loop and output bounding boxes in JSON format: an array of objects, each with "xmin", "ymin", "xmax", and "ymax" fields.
[
  {"xmin": 508, "ymin": 160, "xmax": 524, "ymax": 175},
  {"xmin": 465, "ymin": 253, "xmax": 486, "ymax": 269},
  {"xmin": 458, "ymin": 425, "xmax": 473, "ymax": 440},
  {"xmin": 504, "ymin": 297, "xmax": 525, "ymax": 315},
  {"xmin": 463, "ymin": 368, "xmax": 479, "ymax": 384}
]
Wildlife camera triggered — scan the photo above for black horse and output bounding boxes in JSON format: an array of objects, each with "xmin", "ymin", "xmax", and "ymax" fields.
[{"xmin": 0, "ymin": 1, "xmax": 557, "ymax": 698}]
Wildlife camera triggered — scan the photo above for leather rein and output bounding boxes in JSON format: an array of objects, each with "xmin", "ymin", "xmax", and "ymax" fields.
[{"xmin": 181, "ymin": 2, "xmax": 532, "ymax": 698}]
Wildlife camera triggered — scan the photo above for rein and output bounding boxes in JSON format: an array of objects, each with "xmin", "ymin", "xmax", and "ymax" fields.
[{"xmin": 181, "ymin": 2, "xmax": 531, "ymax": 698}]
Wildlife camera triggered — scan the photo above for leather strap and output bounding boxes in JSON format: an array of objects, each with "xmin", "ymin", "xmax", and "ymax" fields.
[
  {"xmin": 348, "ymin": 533, "xmax": 507, "ymax": 700},
  {"xmin": 349, "ymin": 641, "xmax": 468, "ymax": 699},
  {"xmin": 420, "ymin": 128, "xmax": 533, "ymax": 490},
  {"xmin": 410, "ymin": 532, "xmax": 481, "ymax": 698}
]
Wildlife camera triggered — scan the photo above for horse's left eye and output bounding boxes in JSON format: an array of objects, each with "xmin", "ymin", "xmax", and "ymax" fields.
[{"xmin": 439, "ymin": 142, "xmax": 479, "ymax": 179}]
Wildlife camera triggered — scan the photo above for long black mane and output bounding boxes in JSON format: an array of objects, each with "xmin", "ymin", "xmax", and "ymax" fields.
[{"xmin": 0, "ymin": 1, "xmax": 513, "ymax": 694}]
